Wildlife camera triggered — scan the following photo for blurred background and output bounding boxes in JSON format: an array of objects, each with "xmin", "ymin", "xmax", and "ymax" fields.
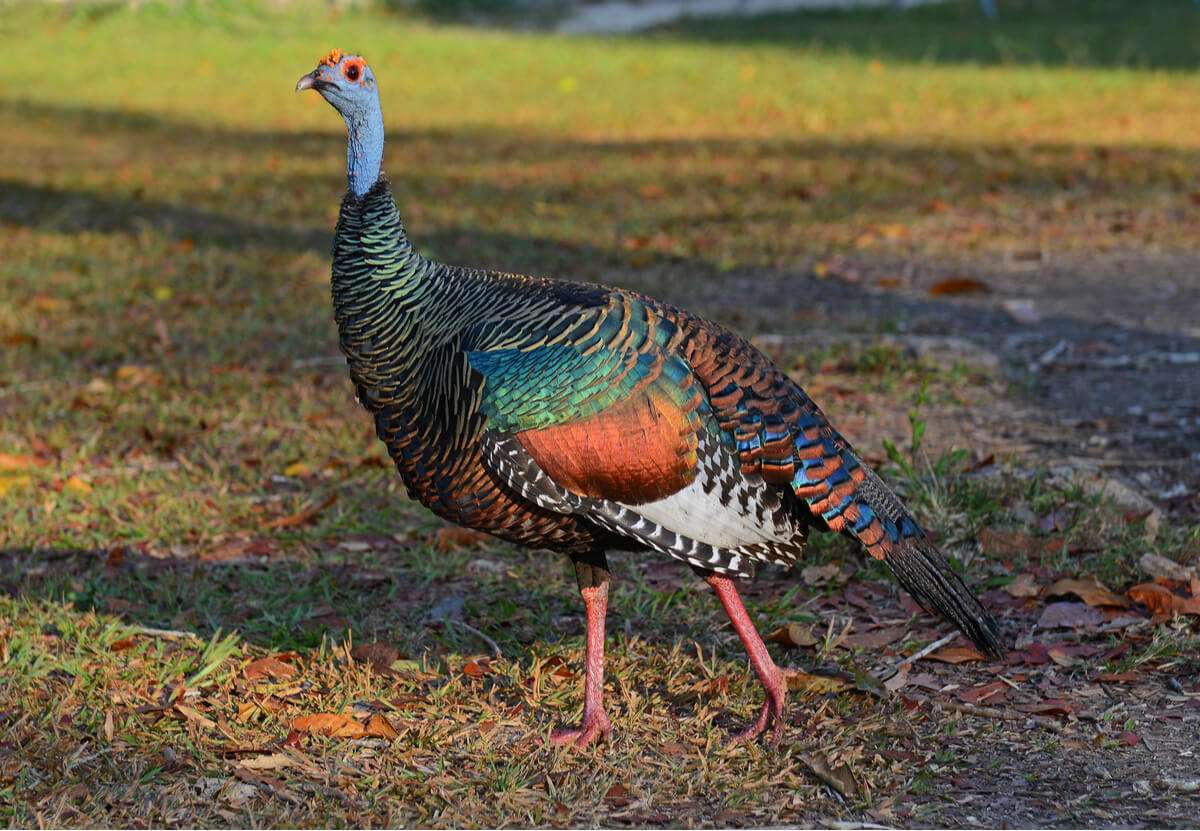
[{"xmin": 1, "ymin": 0, "xmax": 1199, "ymax": 825}]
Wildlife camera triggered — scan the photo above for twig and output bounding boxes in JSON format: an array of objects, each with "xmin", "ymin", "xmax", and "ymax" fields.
[
  {"xmin": 897, "ymin": 632, "xmax": 956, "ymax": 668},
  {"xmin": 127, "ymin": 625, "xmax": 201, "ymax": 641},
  {"xmin": 922, "ymin": 697, "xmax": 1066, "ymax": 734},
  {"xmin": 442, "ymin": 619, "xmax": 502, "ymax": 659}
]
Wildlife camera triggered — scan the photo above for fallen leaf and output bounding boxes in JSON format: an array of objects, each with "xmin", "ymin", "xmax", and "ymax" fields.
[
  {"xmin": 1016, "ymin": 700, "xmax": 1076, "ymax": 718},
  {"xmin": 0, "ymin": 453, "xmax": 45, "ymax": 471},
  {"xmin": 63, "ymin": 475, "xmax": 93, "ymax": 494},
  {"xmin": 109, "ymin": 637, "xmax": 136, "ymax": 652},
  {"xmin": 1004, "ymin": 573, "xmax": 1041, "ymax": 598},
  {"xmin": 1047, "ymin": 647, "xmax": 1079, "ymax": 668},
  {"xmin": 102, "ymin": 710, "xmax": 114, "ymax": 742},
  {"xmin": 114, "ymin": 365, "xmax": 163, "ymax": 387},
  {"xmin": 264, "ymin": 494, "xmax": 336, "ymax": 530},
  {"xmin": 365, "ymin": 714, "xmax": 398, "ymax": 740},
  {"xmin": 766, "ymin": 622, "xmax": 818, "ymax": 649},
  {"xmin": 801, "ymin": 563, "xmax": 843, "ymax": 586},
  {"xmin": 291, "ymin": 713, "xmax": 366, "ymax": 739},
  {"xmin": 434, "ymin": 526, "xmax": 490, "ymax": 552},
  {"xmin": 841, "ymin": 625, "xmax": 907, "ymax": 651},
  {"xmin": 784, "ymin": 670, "xmax": 850, "ymax": 694},
  {"xmin": 926, "ymin": 646, "xmax": 986, "ymax": 664},
  {"xmin": 174, "ymin": 704, "xmax": 217, "ymax": 730},
  {"xmin": 283, "ymin": 461, "xmax": 312, "ymax": 478},
  {"xmin": 928, "ymin": 276, "xmax": 989, "ymax": 296},
  {"xmin": 979, "ymin": 527, "xmax": 1063, "ymax": 559},
  {"xmin": 959, "ymin": 680, "xmax": 1009, "ymax": 705},
  {"xmin": 1044, "ymin": 577, "xmax": 1129, "ymax": 609},
  {"xmin": 463, "ymin": 660, "xmax": 490, "ymax": 678},
  {"xmin": 243, "ymin": 655, "xmax": 298, "ymax": 682},
  {"xmin": 1118, "ymin": 731, "xmax": 1140, "ymax": 746},
  {"xmin": 1095, "ymin": 671, "xmax": 1140, "ymax": 684},
  {"xmin": 0, "ymin": 475, "xmax": 32, "ymax": 497},
  {"xmin": 237, "ymin": 752, "xmax": 293, "ymax": 771},
  {"xmin": 351, "ymin": 642, "xmax": 402, "ymax": 674},
  {"xmin": 1037, "ymin": 601, "xmax": 1104, "ymax": 629},
  {"xmin": 604, "ymin": 783, "xmax": 631, "ymax": 807},
  {"xmin": 1127, "ymin": 583, "xmax": 1200, "ymax": 617},
  {"xmin": 800, "ymin": 752, "xmax": 860, "ymax": 799}
]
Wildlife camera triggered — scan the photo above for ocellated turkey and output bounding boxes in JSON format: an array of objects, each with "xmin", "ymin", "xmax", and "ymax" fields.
[{"xmin": 297, "ymin": 50, "xmax": 1003, "ymax": 748}]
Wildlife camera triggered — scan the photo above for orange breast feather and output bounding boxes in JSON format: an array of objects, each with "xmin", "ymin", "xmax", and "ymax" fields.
[{"xmin": 516, "ymin": 388, "xmax": 699, "ymax": 505}]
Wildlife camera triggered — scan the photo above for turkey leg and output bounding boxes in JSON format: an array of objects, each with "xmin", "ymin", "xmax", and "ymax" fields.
[
  {"xmin": 704, "ymin": 572, "xmax": 788, "ymax": 744},
  {"xmin": 552, "ymin": 557, "xmax": 613, "ymax": 748}
]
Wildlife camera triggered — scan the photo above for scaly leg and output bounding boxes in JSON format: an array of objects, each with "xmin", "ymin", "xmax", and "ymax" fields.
[
  {"xmin": 704, "ymin": 572, "xmax": 788, "ymax": 745},
  {"xmin": 552, "ymin": 557, "xmax": 613, "ymax": 748}
]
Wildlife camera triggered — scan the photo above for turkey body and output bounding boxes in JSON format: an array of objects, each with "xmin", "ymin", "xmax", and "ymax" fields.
[
  {"xmin": 333, "ymin": 182, "xmax": 818, "ymax": 575},
  {"xmin": 328, "ymin": 178, "xmax": 1002, "ymax": 746}
]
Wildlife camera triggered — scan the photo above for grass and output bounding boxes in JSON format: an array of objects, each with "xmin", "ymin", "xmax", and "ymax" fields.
[{"xmin": 2, "ymin": 0, "xmax": 1199, "ymax": 826}]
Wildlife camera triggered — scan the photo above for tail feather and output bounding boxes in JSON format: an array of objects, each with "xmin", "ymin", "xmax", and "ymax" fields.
[
  {"xmin": 788, "ymin": 431, "xmax": 1005, "ymax": 657},
  {"xmin": 883, "ymin": 534, "xmax": 1004, "ymax": 658}
]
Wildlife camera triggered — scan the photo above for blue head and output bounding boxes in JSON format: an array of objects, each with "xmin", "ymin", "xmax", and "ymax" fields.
[{"xmin": 297, "ymin": 50, "xmax": 384, "ymax": 197}]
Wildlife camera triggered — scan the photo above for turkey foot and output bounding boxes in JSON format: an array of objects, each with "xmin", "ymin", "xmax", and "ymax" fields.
[
  {"xmin": 551, "ymin": 707, "xmax": 613, "ymax": 747},
  {"xmin": 704, "ymin": 573, "xmax": 789, "ymax": 746}
]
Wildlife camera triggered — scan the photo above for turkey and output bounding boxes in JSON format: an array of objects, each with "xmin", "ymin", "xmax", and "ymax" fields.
[{"xmin": 296, "ymin": 50, "xmax": 1004, "ymax": 747}]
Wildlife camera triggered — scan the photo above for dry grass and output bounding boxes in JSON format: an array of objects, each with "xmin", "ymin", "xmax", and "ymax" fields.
[{"xmin": 2, "ymin": 1, "xmax": 1199, "ymax": 826}]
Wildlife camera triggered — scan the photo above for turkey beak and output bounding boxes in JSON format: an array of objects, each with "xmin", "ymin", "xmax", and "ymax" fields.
[{"xmin": 296, "ymin": 70, "xmax": 320, "ymax": 92}]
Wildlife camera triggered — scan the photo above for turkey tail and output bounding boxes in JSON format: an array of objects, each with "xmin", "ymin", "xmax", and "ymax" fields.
[
  {"xmin": 881, "ymin": 532, "xmax": 1003, "ymax": 658},
  {"xmin": 787, "ymin": 416, "xmax": 1005, "ymax": 658}
]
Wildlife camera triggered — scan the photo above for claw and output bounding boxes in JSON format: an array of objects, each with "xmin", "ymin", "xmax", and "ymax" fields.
[{"xmin": 551, "ymin": 709, "xmax": 613, "ymax": 748}]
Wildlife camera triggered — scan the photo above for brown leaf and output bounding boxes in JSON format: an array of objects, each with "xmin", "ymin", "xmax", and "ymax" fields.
[
  {"xmin": 928, "ymin": 276, "xmax": 990, "ymax": 296},
  {"xmin": 433, "ymin": 526, "xmax": 491, "ymax": 552},
  {"xmin": 1118, "ymin": 731, "xmax": 1140, "ymax": 746},
  {"xmin": 63, "ymin": 475, "xmax": 92, "ymax": 495},
  {"xmin": 1037, "ymin": 601, "xmax": 1104, "ymax": 630},
  {"xmin": 766, "ymin": 622, "xmax": 818, "ymax": 649},
  {"xmin": 237, "ymin": 752, "xmax": 293, "ymax": 771},
  {"xmin": 800, "ymin": 752, "xmax": 860, "ymax": 799},
  {"xmin": 842, "ymin": 625, "xmax": 907, "ymax": 651},
  {"xmin": 351, "ymin": 642, "xmax": 403, "ymax": 674},
  {"xmin": 1016, "ymin": 699, "xmax": 1075, "ymax": 718},
  {"xmin": 365, "ymin": 714, "xmax": 398, "ymax": 740},
  {"xmin": 979, "ymin": 527, "xmax": 1055, "ymax": 558},
  {"xmin": 1127, "ymin": 583, "xmax": 1200, "ymax": 616},
  {"xmin": 1095, "ymin": 671, "xmax": 1140, "ymax": 684},
  {"xmin": 174, "ymin": 704, "xmax": 217, "ymax": 730},
  {"xmin": 958, "ymin": 680, "xmax": 1009, "ymax": 705},
  {"xmin": 264, "ymin": 494, "xmax": 336, "ymax": 530},
  {"xmin": 784, "ymin": 670, "xmax": 851, "ymax": 694},
  {"xmin": 243, "ymin": 655, "xmax": 298, "ymax": 682},
  {"xmin": 1044, "ymin": 577, "xmax": 1129, "ymax": 609},
  {"xmin": 110, "ymin": 637, "xmax": 137, "ymax": 652},
  {"xmin": 0, "ymin": 453, "xmax": 45, "ymax": 471},
  {"xmin": 801, "ymin": 563, "xmax": 843, "ymax": 587},
  {"xmin": 1004, "ymin": 573, "xmax": 1041, "ymax": 598},
  {"xmin": 291, "ymin": 713, "xmax": 366, "ymax": 739},
  {"xmin": 463, "ymin": 659, "xmax": 490, "ymax": 678},
  {"xmin": 604, "ymin": 783, "xmax": 631, "ymax": 807},
  {"xmin": 926, "ymin": 646, "xmax": 985, "ymax": 664},
  {"xmin": 102, "ymin": 710, "xmax": 114, "ymax": 743}
]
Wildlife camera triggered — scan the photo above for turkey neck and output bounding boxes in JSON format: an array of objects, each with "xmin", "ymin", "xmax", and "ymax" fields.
[
  {"xmin": 342, "ymin": 103, "xmax": 384, "ymax": 198},
  {"xmin": 330, "ymin": 182, "xmax": 443, "ymax": 394}
]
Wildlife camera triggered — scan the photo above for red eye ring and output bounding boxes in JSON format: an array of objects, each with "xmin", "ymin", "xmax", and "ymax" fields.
[{"xmin": 343, "ymin": 60, "xmax": 364, "ymax": 82}]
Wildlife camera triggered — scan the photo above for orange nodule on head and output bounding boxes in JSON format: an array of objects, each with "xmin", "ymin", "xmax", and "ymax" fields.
[{"xmin": 320, "ymin": 48, "xmax": 345, "ymax": 67}]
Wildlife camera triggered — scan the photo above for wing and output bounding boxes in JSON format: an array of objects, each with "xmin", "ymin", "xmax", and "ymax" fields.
[{"xmin": 465, "ymin": 292, "xmax": 808, "ymax": 576}]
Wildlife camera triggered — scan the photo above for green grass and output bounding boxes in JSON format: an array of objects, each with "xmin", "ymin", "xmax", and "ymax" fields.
[{"xmin": 2, "ymin": 0, "xmax": 1199, "ymax": 826}]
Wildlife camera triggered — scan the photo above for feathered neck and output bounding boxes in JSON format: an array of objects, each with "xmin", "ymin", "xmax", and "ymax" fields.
[{"xmin": 343, "ymin": 100, "xmax": 384, "ymax": 197}]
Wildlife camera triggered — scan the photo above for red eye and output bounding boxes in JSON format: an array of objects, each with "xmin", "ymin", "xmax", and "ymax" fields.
[{"xmin": 344, "ymin": 62, "xmax": 361, "ymax": 82}]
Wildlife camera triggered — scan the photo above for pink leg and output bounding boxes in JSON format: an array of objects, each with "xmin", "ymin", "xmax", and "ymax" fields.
[
  {"xmin": 705, "ymin": 573, "xmax": 788, "ymax": 745},
  {"xmin": 551, "ymin": 579, "xmax": 612, "ymax": 748}
]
